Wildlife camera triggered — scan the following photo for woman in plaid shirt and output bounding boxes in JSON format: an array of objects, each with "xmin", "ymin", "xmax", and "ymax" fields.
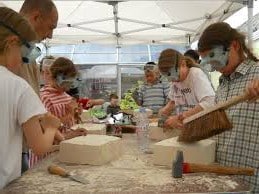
[{"xmin": 198, "ymin": 22, "xmax": 259, "ymax": 193}]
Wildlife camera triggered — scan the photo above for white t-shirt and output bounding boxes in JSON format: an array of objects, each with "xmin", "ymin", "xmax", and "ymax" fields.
[
  {"xmin": 0, "ymin": 66, "xmax": 46, "ymax": 189},
  {"xmin": 168, "ymin": 67, "xmax": 215, "ymax": 113}
]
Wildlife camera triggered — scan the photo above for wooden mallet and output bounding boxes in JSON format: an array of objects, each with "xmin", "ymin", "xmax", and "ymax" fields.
[{"xmin": 172, "ymin": 151, "xmax": 255, "ymax": 178}]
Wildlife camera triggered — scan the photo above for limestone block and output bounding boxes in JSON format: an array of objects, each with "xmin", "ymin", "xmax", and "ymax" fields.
[
  {"xmin": 149, "ymin": 122, "xmax": 180, "ymax": 141},
  {"xmin": 71, "ymin": 123, "xmax": 106, "ymax": 135},
  {"xmin": 153, "ymin": 137, "xmax": 216, "ymax": 167},
  {"xmin": 59, "ymin": 135, "xmax": 122, "ymax": 165}
]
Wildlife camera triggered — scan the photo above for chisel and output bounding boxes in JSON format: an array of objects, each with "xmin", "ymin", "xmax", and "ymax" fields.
[{"xmin": 48, "ymin": 165, "xmax": 88, "ymax": 184}]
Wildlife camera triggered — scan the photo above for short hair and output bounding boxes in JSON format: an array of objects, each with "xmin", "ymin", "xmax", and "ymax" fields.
[
  {"xmin": 146, "ymin": 61, "xmax": 156, "ymax": 66},
  {"xmin": 20, "ymin": 0, "xmax": 56, "ymax": 16},
  {"xmin": 110, "ymin": 93, "xmax": 118, "ymax": 100},
  {"xmin": 184, "ymin": 49, "xmax": 199, "ymax": 62}
]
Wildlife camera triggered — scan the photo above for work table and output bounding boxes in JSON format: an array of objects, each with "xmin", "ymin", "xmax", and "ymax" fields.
[{"xmin": 3, "ymin": 134, "xmax": 250, "ymax": 194}]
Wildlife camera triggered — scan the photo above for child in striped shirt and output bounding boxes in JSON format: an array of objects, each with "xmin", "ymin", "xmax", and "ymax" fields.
[
  {"xmin": 40, "ymin": 57, "xmax": 87, "ymax": 138},
  {"xmin": 29, "ymin": 57, "xmax": 87, "ymax": 168}
]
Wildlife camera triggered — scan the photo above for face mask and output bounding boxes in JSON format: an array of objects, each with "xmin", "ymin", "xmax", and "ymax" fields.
[
  {"xmin": 56, "ymin": 74, "xmax": 77, "ymax": 89},
  {"xmin": 21, "ymin": 42, "xmax": 41, "ymax": 64},
  {"xmin": 160, "ymin": 65, "xmax": 179, "ymax": 82},
  {"xmin": 200, "ymin": 46, "xmax": 229, "ymax": 72}
]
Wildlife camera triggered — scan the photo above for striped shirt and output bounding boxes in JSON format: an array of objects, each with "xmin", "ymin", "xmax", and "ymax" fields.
[
  {"xmin": 40, "ymin": 84, "xmax": 74, "ymax": 131},
  {"xmin": 138, "ymin": 81, "xmax": 170, "ymax": 114},
  {"xmin": 215, "ymin": 60, "xmax": 259, "ymax": 193},
  {"xmin": 29, "ymin": 85, "xmax": 74, "ymax": 168}
]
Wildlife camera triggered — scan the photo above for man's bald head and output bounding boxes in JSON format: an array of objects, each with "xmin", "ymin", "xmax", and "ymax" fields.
[{"xmin": 20, "ymin": 0, "xmax": 58, "ymax": 41}]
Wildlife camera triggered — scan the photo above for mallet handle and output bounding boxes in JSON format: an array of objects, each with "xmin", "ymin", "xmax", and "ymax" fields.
[{"xmin": 184, "ymin": 163, "xmax": 255, "ymax": 176}]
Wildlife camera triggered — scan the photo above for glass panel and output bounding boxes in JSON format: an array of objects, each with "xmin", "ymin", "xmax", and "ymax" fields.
[
  {"xmin": 119, "ymin": 45, "xmax": 149, "ymax": 63},
  {"xmin": 120, "ymin": 66, "xmax": 144, "ymax": 96},
  {"xmin": 48, "ymin": 45, "xmax": 74, "ymax": 59},
  {"xmin": 73, "ymin": 53, "xmax": 116, "ymax": 64},
  {"xmin": 150, "ymin": 44, "xmax": 185, "ymax": 62},
  {"xmin": 48, "ymin": 45, "xmax": 74, "ymax": 54},
  {"xmin": 119, "ymin": 45, "xmax": 148, "ymax": 53},
  {"xmin": 74, "ymin": 43, "xmax": 116, "ymax": 53},
  {"xmin": 119, "ymin": 53, "xmax": 149, "ymax": 63},
  {"xmin": 78, "ymin": 65, "xmax": 118, "ymax": 100}
]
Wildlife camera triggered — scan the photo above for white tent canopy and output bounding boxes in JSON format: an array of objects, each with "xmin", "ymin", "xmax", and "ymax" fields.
[{"xmin": 2, "ymin": 0, "xmax": 255, "ymax": 47}]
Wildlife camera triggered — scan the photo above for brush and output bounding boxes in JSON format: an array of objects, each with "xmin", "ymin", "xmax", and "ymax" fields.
[{"xmin": 178, "ymin": 92, "xmax": 251, "ymax": 142}]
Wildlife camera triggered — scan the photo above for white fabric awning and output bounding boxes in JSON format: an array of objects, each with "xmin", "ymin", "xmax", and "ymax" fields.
[{"xmin": 1, "ymin": 0, "xmax": 249, "ymax": 46}]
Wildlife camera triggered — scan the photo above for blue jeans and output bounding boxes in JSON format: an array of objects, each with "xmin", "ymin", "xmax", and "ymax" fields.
[{"xmin": 21, "ymin": 152, "xmax": 29, "ymax": 174}]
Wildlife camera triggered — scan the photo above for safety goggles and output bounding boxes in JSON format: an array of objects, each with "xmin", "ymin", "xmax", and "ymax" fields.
[
  {"xmin": 21, "ymin": 42, "xmax": 41, "ymax": 64},
  {"xmin": 159, "ymin": 65, "xmax": 179, "ymax": 81},
  {"xmin": 56, "ymin": 74, "xmax": 78, "ymax": 89},
  {"xmin": 200, "ymin": 46, "xmax": 229, "ymax": 72}
]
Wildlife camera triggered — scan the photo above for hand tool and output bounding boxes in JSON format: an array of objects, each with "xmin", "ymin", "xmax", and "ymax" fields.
[
  {"xmin": 172, "ymin": 151, "xmax": 255, "ymax": 178},
  {"xmin": 179, "ymin": 92, "xmax": 252, "ymax": 142},
  {"xmin": 48, "ymin": 165, "xmax": 88, "ymax": 184}
]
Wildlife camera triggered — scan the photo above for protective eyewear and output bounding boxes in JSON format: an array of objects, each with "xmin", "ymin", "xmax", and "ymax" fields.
[
  {"xmin": 56, "ymin": 74, "xmax": 78, "ymax": 88},
  {"xmin": 160, "ymin": 65, "xmax": 179, "ymax": 81},
  {"xmin": 200, "ymin": 46, "xmax": 229, "ymax": 72}
]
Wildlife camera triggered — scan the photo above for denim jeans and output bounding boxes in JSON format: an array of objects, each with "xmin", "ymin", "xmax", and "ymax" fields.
[{"xmin": 21, "ymin": 152, "xmax": 29, "ymax": 174}]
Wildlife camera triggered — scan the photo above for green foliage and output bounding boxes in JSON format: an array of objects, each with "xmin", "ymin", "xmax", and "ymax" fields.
[
  {"xmin": 89, "ymin": 107, "xmax": 107, "ymax": 119},
  {"xmin": 120, "ymin": 81, "xmax": 143, "ymax": 110}
]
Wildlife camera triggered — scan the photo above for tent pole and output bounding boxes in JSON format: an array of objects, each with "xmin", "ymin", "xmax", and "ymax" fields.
[
  {"xmin": 247, "ymin": 0, "xmax": 254, "ymax": 49},
  {"xmin": 109, "ymin": 1, "xmax": 121, "ymax": 99}
]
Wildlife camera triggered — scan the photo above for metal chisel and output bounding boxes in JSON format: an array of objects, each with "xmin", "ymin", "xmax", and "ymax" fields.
[{"xmin": 48, "ymin": 165, "xmax": 88, "ymax": 184}]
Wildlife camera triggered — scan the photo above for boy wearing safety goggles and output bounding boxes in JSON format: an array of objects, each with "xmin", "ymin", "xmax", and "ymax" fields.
[{"xmin": 0, "ymin": 7, "xmax": 61, "ymax": 188}]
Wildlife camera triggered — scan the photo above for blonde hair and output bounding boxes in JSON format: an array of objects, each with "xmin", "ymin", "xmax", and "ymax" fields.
[{"xmin": 0, "ymin": 7, "xmax": 37, "ymax": 54}]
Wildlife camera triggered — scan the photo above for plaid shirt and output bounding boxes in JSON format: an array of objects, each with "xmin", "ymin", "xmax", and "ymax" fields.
[{"xmin": 215, "ymin": 60, "xmax": 259, "ymax": 193}]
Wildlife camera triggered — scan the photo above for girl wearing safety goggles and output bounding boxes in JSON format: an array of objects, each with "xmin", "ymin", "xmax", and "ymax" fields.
[
  {"xmin": 0, "ymin": 7, "xmax": 61, "ymax": 188},
  {"xmin": 158, "ymin": 49, "xmax": 215, "ymax": 130},
  {"xmin": 198, "ymin": 22, "xmax": 259, "ymax": 193},
  {"xmin": 40, "ymin": 57, "xmax": 87, "ymax": 140}
]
